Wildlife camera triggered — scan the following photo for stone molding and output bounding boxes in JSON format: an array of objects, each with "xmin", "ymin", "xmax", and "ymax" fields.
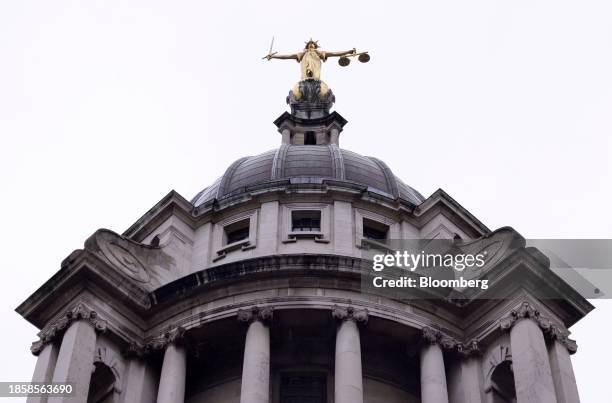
[
  {"xmin": 237, "ymin": 306, "xmax": 274, "ymax": 324},
  {"xmin": 499, "ymin": 301, "xmax": 577, "ymax": 354},
  {"xmin": 421, "ymin": 327, "xmax": 480, "ymax": 357},
  {"xmin": 331, "ymin": 305, "xmax": 369, "ymax": 324},
  {"xmin": 30, "ymin": 303, "xmax": 108, "ymax": 356}
]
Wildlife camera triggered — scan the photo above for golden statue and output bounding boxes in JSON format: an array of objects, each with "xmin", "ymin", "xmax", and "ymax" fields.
[{"xmin": 264, "ymin": 39, "xmax": 369, "ymax": 99}]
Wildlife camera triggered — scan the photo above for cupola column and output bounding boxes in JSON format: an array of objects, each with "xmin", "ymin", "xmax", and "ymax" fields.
[
  {"xmin": 332, "ymin": 305, "xmax": 368, "ymax": 403},
  {"xmin": 48, "ymin": 305, "xmax": 107, "ymax": 403},
  {"xmin": 420, "ymin": 328, "xmax": 450, "ymax": 403},
  {"xmin": 238, "ymin": 307, "xmax": 273, "ymax": 403},
  {"xmin": 156, "ymin": 328, "xmax": 187, "ymax": 403},
  {"xmin": 500, "ymin": 302, "xmax": 558, "ymax": 403}
]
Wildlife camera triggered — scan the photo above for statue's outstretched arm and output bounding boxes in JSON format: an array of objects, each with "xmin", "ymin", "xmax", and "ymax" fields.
[
  {"xmin": 265, "ymin": 52, "xmax": 300, "ymax": 61},
  {"xmin": 324, "ymin": 48, "xmax": 356, "ymax": 58}
]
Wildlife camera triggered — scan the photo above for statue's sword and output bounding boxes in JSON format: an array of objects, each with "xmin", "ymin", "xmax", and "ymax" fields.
[{"xmin": 262, "ymin": 36, "xmax": 277, "ymax": 59}]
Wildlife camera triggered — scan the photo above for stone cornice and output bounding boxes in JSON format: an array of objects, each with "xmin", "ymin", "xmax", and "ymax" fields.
[
  {"xmin": 499, "ymin": 301, "xmax": 578, "ymax": 354},
  {"xmin": 30, "ymin": 303, "xmax": 108, "ymax": 356},
  {"xmin": 237, "ymin": 306, "xmax": 274, "ymax": 324},
  {"xmin": 331, "ymin": 305, "xmax": 368, "ymax": 324},
  {"xmin": 16, "ymin": 249, "xmax": 151, "ymax": 331}
]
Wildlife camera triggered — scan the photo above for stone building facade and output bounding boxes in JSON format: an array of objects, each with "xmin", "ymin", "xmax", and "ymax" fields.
[{"xmin": 17, "ymin": 80, "xmax": 592, "ymax": 403}]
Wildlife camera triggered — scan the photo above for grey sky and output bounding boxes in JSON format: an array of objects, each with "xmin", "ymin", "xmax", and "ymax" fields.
[{"xmin": 1, "ymin": 1, "xmax": 611, "ymax": 401}]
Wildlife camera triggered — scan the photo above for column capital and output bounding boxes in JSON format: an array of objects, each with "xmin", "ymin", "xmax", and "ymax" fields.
[
  {"xmin": 546, "ymin": 325, "xmax": 578, "ymax": 354},
  {"xmin": 499, "ymin": 301, "xmax": 577, "ymax": 354},
  {"xmin": 30, "ymin": 303, "xmax": 107, "ymax": 356},
  {"xmin": 422, "ymin": 327, "xmax": 457, "ymax": 350},
  {"xmin": 122, "ymin": 341, "xmax": 149, "ymax": 359},
  {"xmin": 500, "ymin": 301, "xmax": 543, "ymax": 330},
  {"xmin": 420, "ymin": 327, "xmax": 481, "ymax": 358},
  {"xmin": 331, "ymin": 305, "xmax": 368, "ymax": 324},
  {"xmin": 456, "ymin": 339, "xmax": 481, "ymax": 358},
  {"xmin": 237, "ymin": 306, "xmax": 274, "ymax": 324},
  {"xmin": 148, "ymin": 326, "xmax": 186, "ymax": 352}
]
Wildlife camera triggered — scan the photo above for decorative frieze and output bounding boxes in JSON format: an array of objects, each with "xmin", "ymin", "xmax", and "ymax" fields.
[
  {"xmin": 30, "ymin": 303, "xmax": 108, "ymax": 356},
  {"xmin": 331, "ymin": 305, "xmax": 368, "ymax": 324},
  {"xmin": 237, "ymin": 306, "xmax": 274, "ymax": 324},
  {"xmin": 499, "ymin": 301, "xmax": 577, "ymax": 354}
]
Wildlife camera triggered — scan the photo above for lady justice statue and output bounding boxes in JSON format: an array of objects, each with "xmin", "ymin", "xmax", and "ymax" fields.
[{"xmin": 264, "ymin": 39, "xmax": 369, "ymax": 100}]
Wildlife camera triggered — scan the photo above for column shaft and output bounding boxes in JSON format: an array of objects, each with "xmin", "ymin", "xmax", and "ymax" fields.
[
  {"xmin": 28, "ymin": 343, "xmax": 60, "ymax": 403},
  {"xmin": 156, "ymin": 344, "xmax": 187, "ymax": 403},
  {"xmin": 420, "ymin": 343, "xmax": 449, "ymax": 403},
  {"xmin": 48, "ymin": 320, "xmax": 97, "ymax": 403},
  {"xmin": 121, "ymin": 358, "xmax": 158, "ymax": 403},
  {"xmin": 334, "ymin": 319, "xmax": 363, "ymax": 403},
  {"xmin": 548, "ymin": 340, "xmax": 580, "ymax": 403},
  {"xmin": 510, "ymin": 318, "xmax": 557, "ymax": 403},
  {"xmin": 240, "ymin": 320, "xmax": 270, "ymax": 403}
]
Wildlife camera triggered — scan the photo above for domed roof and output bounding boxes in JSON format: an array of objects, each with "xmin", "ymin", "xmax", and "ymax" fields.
[{"xmin": 191, "ymin": 145, "xmax": 424, "ymax": 207}]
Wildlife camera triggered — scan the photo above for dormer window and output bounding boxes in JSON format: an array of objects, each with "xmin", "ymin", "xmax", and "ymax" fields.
[
  {"xmin": 224, "ymin": 219, "xmax": 250, "ymax": 245},
  {"xmin": 363, "ymin": 218, "xmax": 389, "ymax": 242},
  {"xmin": 292, "ymin": 210, "xmax": 321, "ymax": 232}
]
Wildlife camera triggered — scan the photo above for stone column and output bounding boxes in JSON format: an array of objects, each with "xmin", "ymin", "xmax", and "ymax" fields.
[
  {"xmin": 156, "ymin": 328, "xmax": 187, "ymax": 403},
  {"xmin": 447, "ymin": 341, "xmax": 485, "ymax": 403},
  {"xmin": 420, "ymin": 328, "xmax": 450, "ymax": 403},
  {"xmin": 238, "ymin": 307, "xmax": 273, "ymax": 403},
  {"xmin": 501, "ymin": 302, "xmax": 557, "ymax": 403},
  {"xmin": 28, "ymin": 342, "xmax": 59, "ymax": 403},
  {"xmin": 547, "ymin": 330, "xmax": 580, "ymax": 403},
  {"xmin": 120, "ymin": 344, "xmax": 159, "ymax": 403},
  {"xmin": 332, "ymin": 305, "xmax": 368, "ymax": 403},
  {"xmin": 48, "ymin": 305, "xmax": 107, "ymax": 403}
]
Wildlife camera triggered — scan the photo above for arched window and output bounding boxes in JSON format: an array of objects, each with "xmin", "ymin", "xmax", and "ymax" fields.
[
  {"xmin": 489, "ymin": 360, "xmax": 516, "ymax": 403},
  {"xmin": 87, "ymin": 362, "xmax": 117, "ymax": 403}
]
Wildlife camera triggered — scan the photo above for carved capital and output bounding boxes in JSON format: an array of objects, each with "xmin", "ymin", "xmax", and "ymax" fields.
[
  {"xmin": 457, "ymin": 339, "xmax": 481, "ymax": 358},
  {"xmin": 545, "ymin": 325, "xmax": 578, "ymax": 354},
  {"xmin": 500, "ymin": 302, "xmax": 577, "ymax": 354},
  {"xmin": 147, "ymin": 326, "xmax": 187, "ymax": 352},
  {"xmin": 237, "ymin": 306, "xmax": 274, "ymax": 324},
  {"xmin": 422, "ymin": 327, "xmax": 459, "ymax": 351},
  {"xmin": 421, "ymin": 327, "xmax": 476, "ymax": 356},
  {"xmin": 30, "ymin": 303, "xmax": 107, "ymax": 356},
  {"xmin": 500, "ymin": 301, "xmax": 544, "ymax": 331},
  {"xmin": 331, "ymin": 305, "xmax": 368, "ymax": 324},
  {"xmin": 122, "ymin": 342, "xmax": 149, "ymax": 359}
]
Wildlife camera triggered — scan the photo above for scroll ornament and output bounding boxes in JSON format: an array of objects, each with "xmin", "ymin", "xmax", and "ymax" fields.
[
  {"xmin": 422, "ymin": 327, "xmax": 480, "ymax": 357},
  {"xmin": 331, "ymin": 305, "xmax": 369, "ymax": 324},
  {"xmin": 237, "ymin": 306, "xmax": 274, "ymax": 324}
]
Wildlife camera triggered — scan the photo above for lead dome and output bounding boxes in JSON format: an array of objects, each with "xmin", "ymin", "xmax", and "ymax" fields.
[{"xmin": 191, "ymin": 146, "xmax": 424, "ymax": 207}]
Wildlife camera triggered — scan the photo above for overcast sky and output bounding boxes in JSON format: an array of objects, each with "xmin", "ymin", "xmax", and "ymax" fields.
[{"xmin": 1, "ymin": 1, "xmax": 611, "ymax": 401}]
